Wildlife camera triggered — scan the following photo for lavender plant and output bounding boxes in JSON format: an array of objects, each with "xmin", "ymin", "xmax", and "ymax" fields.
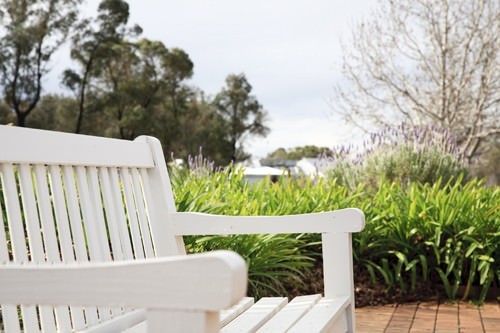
[{"xmin": 323, "ymin": 124, "xmax": 469, "ymax": 189}]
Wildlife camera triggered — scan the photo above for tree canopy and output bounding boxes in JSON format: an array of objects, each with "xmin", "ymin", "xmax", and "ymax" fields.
[
  {"xmin": 0, "ymin": 0, "xmax": 269, "ymax": 165},
  {"xmin": 332, "ymin": 0, "xmax": 499, "ymax": 160},
  {"xmin": 213, "ymin": 73, "xmax": 270, "ymax": 161},
  {"xmin": 0, "ymin": 0, "xmax": 82, "ymax": 126}
]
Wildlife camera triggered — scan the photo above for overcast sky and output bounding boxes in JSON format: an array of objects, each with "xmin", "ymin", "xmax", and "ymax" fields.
[{"xmin": 47, "ymin": 0, "xmax": 376, "ymax": 158}]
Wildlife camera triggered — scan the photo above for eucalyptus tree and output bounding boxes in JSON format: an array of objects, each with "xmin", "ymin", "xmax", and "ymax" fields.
[
  {"xmin": 62, "ymin": 0, "xmax": 141, "ymax": 133},
  {"xmin": 213, "ymin": 73, "xmax": 269, "ymax": 161},
  {"xmin": 98, "ymin": 38, "xmax": 194, "ymax": 141},
  {"xmin": 332, "ymin": 0, "xmax": 499, "ymax": 160},
  {"xmin": 0, "ymin": 0, "xmax": 82, "ymax": 126}
]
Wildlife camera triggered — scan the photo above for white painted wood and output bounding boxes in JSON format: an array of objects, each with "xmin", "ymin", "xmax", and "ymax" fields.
[
  {"xmin": 287, "ymin": 296, "xmax": 350, "ymax": 333},
  {"xmin": 221, "ymin": 297, "xmax": 288, "ymax": 333},
  {"xmin": 89, "ymin": 167, "xmax": 125, "ymax": 320},
  {"xmin": 0, "ymin": 180, "xmax": 21, "ymax": 333},
  {"xmin": 139, "ymin": 167, "xmax": 177, "ymax": 256},
  {"xmin": 0, "ymin": 163, "xmax": 41, "ymax": 333},
  {"xmin": 257, "ymin": 294, "xmax": 322, "ymax": 332},
  {"xmin": 61, "ymin": 166, "xmax": 89, "ymax": 262},
  {"xmin": 146, "ymin": 309, "xmax": 219, "ymax": 333},
  {"xmin": 78, "ymin": 310, "xmax": 146, "ymax": 333},
  {"xmin": 1, "ymin": 127, "xmax": 365, "ymax": 333},
  {"xmin": 0, "ymin": 187, "xmax": 9, "ymax": 263},
  {"xmin": 0, "ymin": 251, "xmax": 247, "ymax": 311},
  {"xmin": 87, "ymin": 167, "xmax": 112, "ymax": 262},
  {"xmin": 48, "ymin": 165, "xmax": 76, "ymax": 262},
  {"xmin": 0, "ymin": 125, "xmax": 154, "ymax": 167},
  {"xmin": 322, "ymin": 232, "xmax": 356, "ymax": 331},
  {"xmin": 135, "ymin": 136, "xmax": 185, "ymax": 255},
  {"xmin": 220, "ymin": 297, "xmax": 254, "ymax": 327},
  {"xmin": 33, "ymin": 165, "xmax": 73, "ymax": 332},
  {"xmin": 61, "ymin": 166, "xmax": 92, "ymax": 330},
  {"xmin": 171, "ymin": 209, "xmax": 365, "ymax": 235},
  {"xmin": 74, "ymin": 166, "xmax": 102, "ymax": 326},
  {"xmin": 120, "ymin": 168, "xmax": 145, "ymax": 259},
  {"xmin": 17, "ymin": 165, "xmax": 45, "ymax": 262},
  {"xmin": 0, "ymin": 164, "xmax": 28, "ymax": 262},
  {"xmin": 130, "ymin": 168, "xmax": 155, "ymax": 258},
  {"xmin": 109, "ymin": 168, "xmax": 134, "ymax": 259},
  {"xmin": 75, "ymin": 166, "xmax": 104, "ymax": 263},
  {"xmin": 99, "ymin": 167, "xmax": 125, "ymax": 261},
  {"xmin": 33, "ymin": 165, "xmax": 61, "ymax": 262}
]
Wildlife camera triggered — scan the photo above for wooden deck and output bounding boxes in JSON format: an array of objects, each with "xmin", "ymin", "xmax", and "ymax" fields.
[{"xmin": 356, "ymin": 301, "xmax": 499, "ymax": 333}]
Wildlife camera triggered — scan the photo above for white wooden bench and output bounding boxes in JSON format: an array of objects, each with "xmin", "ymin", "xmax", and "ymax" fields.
[{"xmin": 0, "ymin": 125, "xmax": 365, "ymax": 333}]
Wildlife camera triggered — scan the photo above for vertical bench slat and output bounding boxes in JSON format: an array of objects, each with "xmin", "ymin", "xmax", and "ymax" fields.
[
  {"xmin": 98, "ymin": 168, "xmax": 124, "ymax": 261},
  {"xmin": 87, "ymin": 167, "xmax": 115, "ymax": 321},
  {"xmin": 75, "ymin": 166, "xmax": 103, "ymax": 262},
  {"xmin": 96, "ymin": 168, "xmax": 125, "ymax": 318},
  {"xmin": 48, "ymin": 165, "xmax": 87, "ymax": 330},
  {"xmin": 130, "ymin": 168, "xmax": 155, "ymax": 258},
  {"xmin": 1, "ymin": 164, "xmax": 41, "ymax": 332},
  {"xmin": 109, "ymin": 168, "xmax": 134, "ymax": 260},
  {"xmin": 62, "ymin": 166, "xmax": 98, "ymax": 329},
  {"xmin": 87, "ymin": 167, "xmax": 112, "ymax": 262},
  {"xmin": 74, "ymin": 166, "xmax": 102, "ymax": 326},
  {"xmin": 120, "ymin": 168, "xmax": 145, "ymax": 259},
  {"xmin": 61, "ymin": 166, "xmax": 88, "ymax": 262},
  {"xmin": 33, "ymin": 165, "xmax": 60, "ymax": 262},
  {"xmin": 48, "ymin": 166, "xmax": 75, "ymax": 261},
  {"xmin": 0, "ymin": 180, "xmax": 10, "ymax": 262},
  {"xmin": 33, "ymin": 165, "xmax": 73, "ymax": 332},
  {"xmin": 19, "ymin": 164, "xmax": 58, "ymax": 333},
  {"xmin": 17, "ymin": 165, "xmax": 45, "ymax": 261},
  {"xmin": 0, "ymin": 173, "xmax": 21, "ymax": 333}
]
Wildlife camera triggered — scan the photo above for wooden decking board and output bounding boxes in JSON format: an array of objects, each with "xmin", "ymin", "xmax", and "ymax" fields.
[
  {"xmin": 355, "ymin": 304, "xmax": 396, "ymax": 333},
  {"xmin": 356, "ymin": 301, "xmax": 499, "ymax": 333},
  {"xmin": 409, "ymin": 302, "xmax": 438, "ymax": 333},
  {"xmin": 458, "ymin": 303, "xmax": 484, "ymax": 332},
  {"xmin": 385, "ymin": 303, "xmax": 419, "ymax": 333},
  {"xmin": 479, "ymin": 301, "xmax": 500, "ymax": 333},
  {"xmin": 435, "ymin": 302, "xmax": 459, "ymax": 333}
]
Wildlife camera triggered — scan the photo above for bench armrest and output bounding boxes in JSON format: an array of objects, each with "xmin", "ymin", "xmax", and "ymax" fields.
[
  {"xmin": 0, "ymin": 251, "xmax": 247, "ymax": 311},
  {"xmin": 171, "ymin": 208, "xmax": 365, "ymax": 235}
]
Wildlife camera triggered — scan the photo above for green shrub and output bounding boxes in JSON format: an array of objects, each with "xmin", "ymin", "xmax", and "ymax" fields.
[
  {"xmin": 324, "ymin": 124, "xmax": 469, "ymax": 190},
  {"xmin": 172, "ymin": 162, "xmax": 499, "ymax": 302}
]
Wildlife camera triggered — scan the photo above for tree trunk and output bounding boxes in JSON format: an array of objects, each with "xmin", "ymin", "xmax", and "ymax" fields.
[{"xmin": 16, "ymin": 112, "xmax": 26, "ymax": 127}]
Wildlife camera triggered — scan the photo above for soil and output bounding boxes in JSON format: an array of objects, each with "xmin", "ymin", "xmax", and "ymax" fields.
[{"xmin": 284, "ymin": 264, "xmax": 443, "ymax": 308}]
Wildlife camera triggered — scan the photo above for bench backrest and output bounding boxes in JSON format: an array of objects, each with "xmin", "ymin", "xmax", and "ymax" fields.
[{"xmin": 0, "ymin": 125, "xmax": 184, "ymax": 331}]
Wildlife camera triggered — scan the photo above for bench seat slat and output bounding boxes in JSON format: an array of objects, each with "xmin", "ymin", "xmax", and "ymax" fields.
[
  {"xmin": 257, "ymin": 294, "xmax": 322, "ymax": 332},
  {"xmin": 220, "ymin": 297, "xmax": 255, "ymax": 327},
  {"xmin": 221, "ymin": 297, "xmax": 288, "ymax": 333},
  {"xmin": 288, "ymin": 296, "xmax": 350, "ymax": 333}
]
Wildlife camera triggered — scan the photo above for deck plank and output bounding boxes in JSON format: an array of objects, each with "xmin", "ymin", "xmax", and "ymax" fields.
[
  {"xmin": 435, "ymin": 302, "xmax": 459, "ymax": 333},
  {"xmin": 356, "ymin": 304, "xmax": 396, "ymax": 333},
  {"xmin": 410, "ymin": 302, "xmax": 438, "ymax": 333},
  {"xmin": 459, "ymin": 302, "xmax": 484, "ymax": 333},
  {"xmin": 385, "ymin": 303, "xmax": 418, "ymax": 333},
  {"xmin": 479, "ymin": 301, "xmax": 500, "ymax": 333}
]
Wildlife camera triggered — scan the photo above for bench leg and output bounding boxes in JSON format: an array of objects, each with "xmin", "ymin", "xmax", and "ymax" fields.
[
  {"xmin": 322, "ymin": 232, "xmax": 356, "ymax": 333},
  {"xmin": 146, "ymin": 309, "xmax": 219, "ymax": 333}
]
